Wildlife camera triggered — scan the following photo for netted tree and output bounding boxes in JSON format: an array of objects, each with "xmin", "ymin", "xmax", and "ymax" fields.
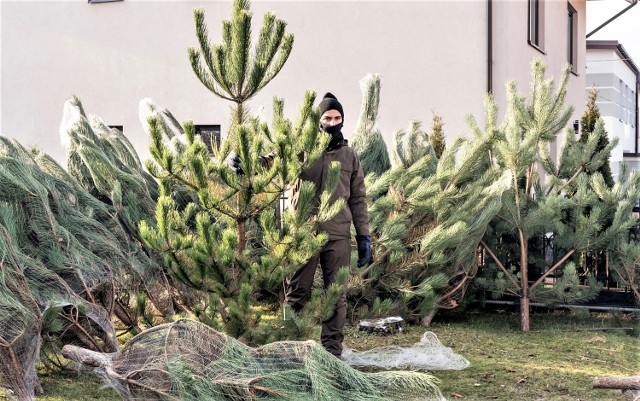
[
  {"xmin": 188, "ymin": 0, "xmax": 293, "ymax": 142},
  {"xmin": 476, "ymin": 60, "xmax": 639, "ymax": 332},
  {"xmin": 0, "ymin": 137, "xmax": 125, "ymax": 399},
  {"xmin": 140, "ymin": 1, "xmax": 346, "ymax": 344},
  {"xmin": 348, "ymin": 75, "xmax": 510, "ymax": 326},
  {"xmin": 61, "ymin": 319, "xmax": 445, "ymax": 401},
  {"xmin": 350, "ymin": 73, "xmax": 392, "ymax": 176},
  {"xmin": 61, "ymin": 97, "xmax": 181, "ymax": 330},
  {"xmin": 429, "ymin": 111, "xmax": 446, "ymax": 159}
]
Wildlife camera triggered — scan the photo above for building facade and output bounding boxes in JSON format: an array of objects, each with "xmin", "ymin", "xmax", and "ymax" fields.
[
  {"xmin": 1, "ymin": 0, "xmax": 587, "ymax": 164},
  {"xmin": 586, "ymin": 40, "xmax": 640, "ymax": 179}
]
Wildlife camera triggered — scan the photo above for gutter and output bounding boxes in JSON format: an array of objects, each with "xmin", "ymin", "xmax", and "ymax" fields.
[
  {"xmin": 587, "ymin": 0, "xmax": 638, "ymax": 38},
  {"xmin": 487, "ymin": 0, "xmax": 493, "ymax": 94}
]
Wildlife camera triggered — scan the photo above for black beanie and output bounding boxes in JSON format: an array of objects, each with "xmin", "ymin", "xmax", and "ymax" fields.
[{"xmin": 318, "ymin": 92, "xmax": 344, "ymax": 120}]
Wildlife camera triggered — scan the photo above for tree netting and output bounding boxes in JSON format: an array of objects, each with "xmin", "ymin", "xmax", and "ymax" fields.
[
  {"xmin": 62, "ymin": 319, "xmax": 446, "ymax": 401},
  {"xmin": 0, "ymin": 97, "xmax": 180, "ymax": 400},
  {"xmin": 342, "ymin": 331, "xmax": 470, "ymax": 371}
]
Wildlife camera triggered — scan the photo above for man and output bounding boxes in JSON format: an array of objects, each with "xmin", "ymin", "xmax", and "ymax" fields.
[
  {"xmin": 228, "ymin": 92, "xmax": 371, "ymax": 357},
  {"xmin": 285, "ymin": 92, "xmax": 371, "ymax": 357}
]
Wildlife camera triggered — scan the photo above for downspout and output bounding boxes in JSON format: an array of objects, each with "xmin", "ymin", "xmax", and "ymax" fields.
[
  {"xmin": 487, "ymin": 0, "xmax": 493, "ymax": 94},
  {"xmin": 635, "ymin": 75, "xmax": 640, "ymax": 155},
  {"xmin": 587, "ymin": 0, "xmax": 638, "ymax": 38}
]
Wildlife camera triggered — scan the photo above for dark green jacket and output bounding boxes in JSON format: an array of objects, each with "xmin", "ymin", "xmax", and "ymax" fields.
[{"xmin": 291, "ymin": 143, "xmax": 370, "ymax": 240}]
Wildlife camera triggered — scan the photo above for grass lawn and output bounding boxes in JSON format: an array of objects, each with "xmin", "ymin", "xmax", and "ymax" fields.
[{"xmin": 2, "ymin": 309, "xmax": 638, "ymax": 401}]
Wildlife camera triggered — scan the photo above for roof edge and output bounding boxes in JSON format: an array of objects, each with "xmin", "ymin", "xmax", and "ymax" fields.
[{"xmin": 587, "ymin": 40, "xmax": 640, "ymax": 76}]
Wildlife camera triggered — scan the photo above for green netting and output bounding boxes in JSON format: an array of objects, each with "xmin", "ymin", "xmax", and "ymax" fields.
[{"xmin": 65, "ymin": 319, "xmax": 445, "ymax": 401}]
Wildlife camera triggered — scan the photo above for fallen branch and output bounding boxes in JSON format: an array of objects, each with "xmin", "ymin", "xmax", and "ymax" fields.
[{"xmin": 593, "ymin": 376, "xmax": 640, "ymax": 390}]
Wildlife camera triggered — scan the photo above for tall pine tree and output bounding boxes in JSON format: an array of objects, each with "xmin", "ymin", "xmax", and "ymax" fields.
[
  {"xmin": 140, "ymin": 2, "xmax": 344, "ymax": 343},
  {"xmin": 580, "ymin": 87, "xmax": 614, "ymax": 187},
  {"xmin": 477, "ymin": 60, "xmax": 638, "ymax": 332}
]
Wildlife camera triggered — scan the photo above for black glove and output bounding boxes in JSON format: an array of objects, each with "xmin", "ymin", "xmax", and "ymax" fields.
[
  {"xmin": 225, "ymin": 151, "xmax": 244, "ymax": 175},
  {"xmin": 356, "ymin": 235, "xmax": 371, "ymax": 267}
]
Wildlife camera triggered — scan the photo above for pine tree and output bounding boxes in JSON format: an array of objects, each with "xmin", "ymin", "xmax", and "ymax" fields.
[
  {"xmin": 349, "ymin": 78, "xmax": 509, "ymax": 326},
  {"xmin": 476, "ymin": 60, "xmax": 638, "ymax": 332},
  {"xmin": 429, "ymin": 111, "xmax": 446, "ymax": 159},
  {"xmin": 188, "ymin": 1, "xmax": 293, "ymax": 142},
  {"xmin": 351, "ymin": 74, "xmax": 391, "ymax": 176},
  {"xmin": 580, "ymin": 87, "xmax": 614, "ymax": 188},
  {"xmin": 140, "ymin": 1, "xmax": 344, "ymax": 343}
]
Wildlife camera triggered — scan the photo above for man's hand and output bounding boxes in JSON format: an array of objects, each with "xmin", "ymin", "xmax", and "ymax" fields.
[
  {"xmin": 225, "ymin": 151, "xmax": 244, "ymax": 175},
  {"xmin": 356, "ymin": 235, "xmax": 371, "ymax": 267}
]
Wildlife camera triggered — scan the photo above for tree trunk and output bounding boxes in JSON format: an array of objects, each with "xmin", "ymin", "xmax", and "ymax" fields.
[
  {"xmin": 420, "ymin": 309, "xmax": 438, "ymax": 327},
  {"xmin": 238, "ymin": 220, "xmax": 246, "ymax": 253},
  {"xmin": 593, "ymin": 376, "xmax": 640, "ymax": 390},
  {"xmin": 519, "ymin": 230, "xmax": 530, "ymax": 332}
]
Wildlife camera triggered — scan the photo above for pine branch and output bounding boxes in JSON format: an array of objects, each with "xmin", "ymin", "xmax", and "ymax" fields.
[
  {"xmin": 556, "ymin": 165, "xmax": 584, "ymax": 194},
  {"xmin": 529, "ymin": 248, "xmax": 576, "ymax": 292},
  {"xmin": 480, "ymin": 240, "xmax": 521, "ymax": 289}
]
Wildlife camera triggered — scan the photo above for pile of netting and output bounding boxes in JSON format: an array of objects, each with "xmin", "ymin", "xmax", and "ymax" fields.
[
  {"xmin": 342, "ymin": 331, "xmax": 470, "ymax": 371},
  {"xmin": 62, "ymin": 319, "xmax": 446, "ymax": 401}
]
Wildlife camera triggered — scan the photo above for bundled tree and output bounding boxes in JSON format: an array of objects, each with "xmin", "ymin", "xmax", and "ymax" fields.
[
  {"xmin": 139, "ymin": 2, "xmax": 345, "ymax": 343},
  {"xmin": 0, "ymin": 138, "xmax": 124, "ymax": 399},
  {"xmin": 351, "ymin": 74, "xmax": 392, "ymax": 176},
  {"xmin": 429, "ymin": 111, "xmax": 446, "ymax": 159},
  {"xmin": 476, "ymin": 60, "xmax": 639, "ymax": 332},
  {"xmin": 348, "ymin": 76, "xmax": 510, "ymax": 326},
  {"xmin": 60, "ymin": 97, "xmax": 180, "ymax": 329}
]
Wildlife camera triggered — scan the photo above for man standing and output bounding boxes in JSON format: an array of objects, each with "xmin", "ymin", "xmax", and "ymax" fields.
[{"xmin": 285, "ymin": 92, "xmax": 371, "ymax": 357}]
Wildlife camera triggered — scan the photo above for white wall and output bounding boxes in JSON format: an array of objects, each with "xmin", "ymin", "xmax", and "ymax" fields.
[
  {"xmin": 1, "ymin": 0, "xmax": 585, "ymax": 166},
  {"xmin": 586, "ymin": 46, "xmax": 638, "ymax": 180}
]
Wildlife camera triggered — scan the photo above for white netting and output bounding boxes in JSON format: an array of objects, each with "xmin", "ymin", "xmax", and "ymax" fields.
[
  {"xmin": 63, "ymin": 319, "xmax": 447, "ymax": 401},
  {"xmin": 342, "ymin": 331, "xmax": 470, "ymax": 371}
]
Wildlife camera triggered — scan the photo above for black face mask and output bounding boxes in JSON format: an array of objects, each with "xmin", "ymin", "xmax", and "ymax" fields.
[
  {"xmin": 320, "ymin": 123, "xmax": 344, "ymax": 150},
  {"xmin": 320, "ymin": 122, "xmax": 343, "ymax": 137}
]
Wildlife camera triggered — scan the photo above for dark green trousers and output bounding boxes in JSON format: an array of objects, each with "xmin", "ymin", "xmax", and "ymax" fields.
[{"xmin": 285, "ymin": 238, "xmax": 350, "ymax": 357}]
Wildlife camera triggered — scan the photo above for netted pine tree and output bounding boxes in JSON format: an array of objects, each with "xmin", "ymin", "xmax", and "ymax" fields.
[
  {"xmin": 350, "ymin": 73, "xmax": 391, "ymax": 176},
  {"xmin": 476, "ymin": 60, "xmax": 637, "ymax": 332}
]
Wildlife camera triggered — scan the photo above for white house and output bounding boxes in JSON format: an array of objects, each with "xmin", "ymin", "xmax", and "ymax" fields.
[
  {"xmin": 1, "ymin": 0, "xmax": 590, "ymax": 164},
  {"xmin": 586, "ymin": 40, "xmax": 639, "ymax": 179}
]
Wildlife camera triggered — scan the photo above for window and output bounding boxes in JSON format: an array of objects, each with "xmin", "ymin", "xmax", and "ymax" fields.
[
  {"xmin": 195, "ymin": 125, "xmax": 221, "ymax": 155},
  {"xmin": 567, "ymin": 3, "xmax": 578, "ymax": 74},
  {"xmin": 528, "ymin": 0, "xmax": 545, "ymax": 53}
]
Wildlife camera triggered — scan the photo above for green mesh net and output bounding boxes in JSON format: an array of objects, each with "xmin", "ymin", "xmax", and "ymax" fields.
[{"xmin": 63, "ymin": 319, "xmax": 446, "ymax": 401}]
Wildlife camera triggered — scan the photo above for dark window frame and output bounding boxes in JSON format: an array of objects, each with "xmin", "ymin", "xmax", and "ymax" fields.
[
  {"xmin": 528, "ymin": 0, "xmax": 546, "ymax": 54},
  {"xmin": 195, "ymin": 124, "xmax": 221, "ymax": 155}
]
